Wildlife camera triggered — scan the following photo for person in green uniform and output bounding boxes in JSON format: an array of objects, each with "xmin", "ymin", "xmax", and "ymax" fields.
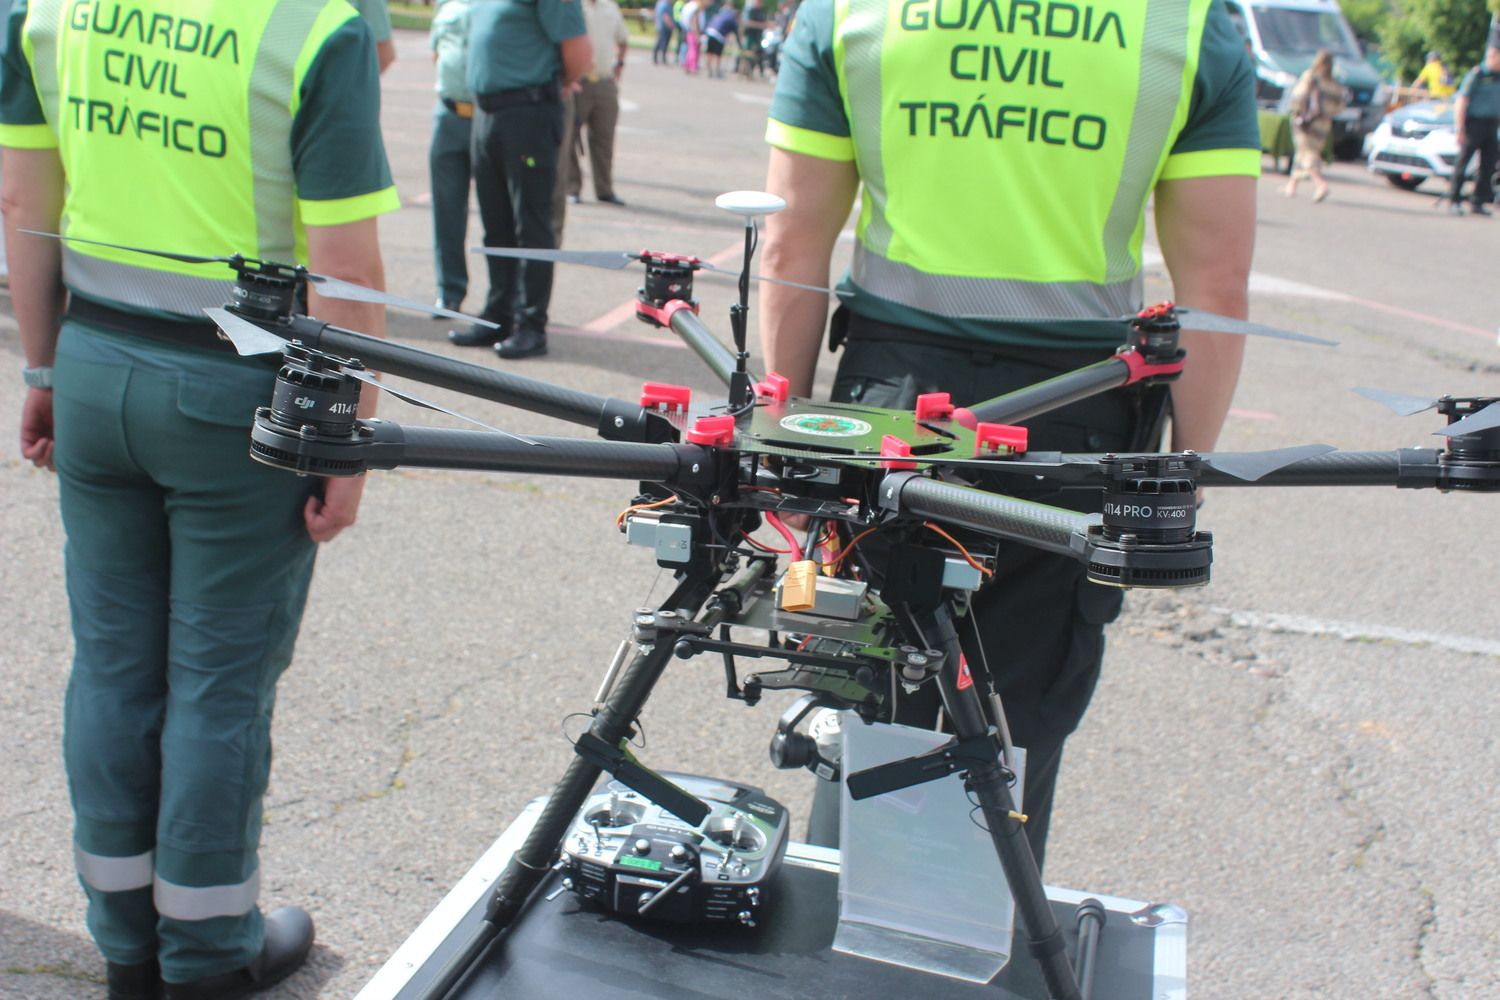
[
  {"xmin": 447, "ymin": 0, "xmax": 590, "ymax": 359},
  {"xmin": 1447, "ymin": 42, "xmax": 1500, "ymax": 216},
  {"xmin": 757, "ymin": 0, "xmax": 1260, "ymax": 867},
  {"xmin": 2, "ymin": 2, "xmax": 399, "ymax": 997}
]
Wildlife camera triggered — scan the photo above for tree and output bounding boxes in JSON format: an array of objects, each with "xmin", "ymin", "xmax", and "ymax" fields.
[{"xmin": 1380, "ymin": 0, "xmax": 1497, "ymax": 82}]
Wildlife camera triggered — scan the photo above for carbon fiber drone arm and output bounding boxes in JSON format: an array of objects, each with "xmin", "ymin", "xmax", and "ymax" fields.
[
  {"xmin": 285, "ymin": 315, "xmax": 664, "ymax": 442},
  {"xmin": 878, "ymin": 472, "xmax": 1096, "ymax": 558}
]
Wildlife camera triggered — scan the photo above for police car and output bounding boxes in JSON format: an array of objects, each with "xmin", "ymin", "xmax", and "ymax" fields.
[{"xmin": 1365, "ymin": 99, "xmax": 1500, "ymax": 191}]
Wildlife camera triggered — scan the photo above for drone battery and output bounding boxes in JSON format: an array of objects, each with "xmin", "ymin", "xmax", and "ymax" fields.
[{"xmin": 773, "ymin": 574, "xmax": 868, "ymax": 620}]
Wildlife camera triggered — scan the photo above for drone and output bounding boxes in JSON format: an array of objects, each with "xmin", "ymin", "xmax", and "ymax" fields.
[{"xmin": 29, "ymin": 197, "xmax": 1499, "ymax": 1000}]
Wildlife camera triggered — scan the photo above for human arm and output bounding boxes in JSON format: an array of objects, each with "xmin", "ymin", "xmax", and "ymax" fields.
[
  {"xmin": 302, "ymin": 217, "xmax": 386, "ymax": 542},
  {"xmin": 377, "ymin": 39, "xmax": 397, "ymax": 73},
  {"xmin": 758, "ymin": 147, "xmax": 858, "ymax": 397},
  {"xmin": 1153, "ymin": 174, "xmax": 1255, "ymax": 454},
  {"xmin": 0, "ymin": 147, "xmax": 66, "ymax": 470},
  {"xmin": 560, "ymin": 35, "xmax": 593, "ymax": 85}
]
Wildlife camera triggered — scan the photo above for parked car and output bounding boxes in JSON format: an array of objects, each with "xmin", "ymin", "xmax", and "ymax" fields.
[
  {"xmin": 1225, "ymin": 0, "xmax": 1388, "ymax": 158},
  {"xmin": 1366, "ymin": 99, "xmax": 1500, "ymax": 193}
]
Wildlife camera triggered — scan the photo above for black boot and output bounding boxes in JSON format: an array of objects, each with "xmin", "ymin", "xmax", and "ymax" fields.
[
  {"xmin": 107, "ymin": 958, "xmax": 162, "ymax": 1000},
  {"xmin": 495, "ymin": 328, "xmax": 547, "ymax": 359},
  {"xmin": 448, "ymin": 321, "xmax": 508, "ymax": 347},
  {"xmin": 162, "ymin": 907, "xmax": 314, "ymax": 1000}
]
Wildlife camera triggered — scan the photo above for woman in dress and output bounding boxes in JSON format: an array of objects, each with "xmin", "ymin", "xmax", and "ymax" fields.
[{"xmin": 1284, "ymin": 48, "xmax": 1346, "ymax": 202}]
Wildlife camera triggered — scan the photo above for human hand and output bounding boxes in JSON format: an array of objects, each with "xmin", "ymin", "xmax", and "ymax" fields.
[
  {"xmin": 305, "ymin": 475, "xmax": 367, "ymax": 543},
  {"xmin": 20, "ymin": 388, "xmax": 56, "ymax": 471}
]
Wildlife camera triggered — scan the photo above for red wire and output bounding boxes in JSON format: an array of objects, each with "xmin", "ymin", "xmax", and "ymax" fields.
[
  {"xmin": 764, "ymin": 512, "xmax": 804, "ymax": 561},
  {"xmin": 741, "ymin": 531, "xmax": 791, "ymax": 554}
]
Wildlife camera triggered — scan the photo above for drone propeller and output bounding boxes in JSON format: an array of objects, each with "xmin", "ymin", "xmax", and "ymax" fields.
[
  {"xmin": 303, "ymin": 272, "xmax": 494, "ymax": 326},
  {"xmin": 469, "ymin": 245, "xmax": 837, "ymax": 295},
  {"xmin": 1352, "ymin": 386, "xmax": 1441, "ymax": 416},
  {"xmin": 1437, "ymin": 402, "xmax": 1500, "ymax": 438},
  {"xmin": 340, "ymin": 370, "xmax": 540, "ymax": 445},
  {"xmin": 1198, "ymin": 444, "xmax": 1338, "ymax": 482},
  {"xmin": 1354, "ymin": 388, "xmax": 1500, "ymax": 438},
  {"xmin": 954, "ymin": 303, "xmax": 1337, "ymax": 347},
  {"xmin": 204, "ymin": 307, "xmax": 289, "ymax": 356},
  {"xmin": 18, "ymin": 228, "xmax": 240, "ymax": 266},
  {"xmin": 23, "ymin": 231, "xmax": 497, "ymax": 327}
]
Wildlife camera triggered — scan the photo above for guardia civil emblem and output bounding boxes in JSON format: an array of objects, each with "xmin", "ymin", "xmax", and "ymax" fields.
[{"xmin": 779, "ymin": 413, "xmax": 872, "ymax": 438}]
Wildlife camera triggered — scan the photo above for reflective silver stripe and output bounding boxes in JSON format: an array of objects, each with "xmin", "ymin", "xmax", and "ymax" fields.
[
  {"xmin": 64, "ymin": 246, "xmax": 236, "ymax": 318},
  {"xmin": 1102, "ymin": 0, "xmax": 1194, "ymax": 281},
  {"xmin": 22, "ymin": 0, "xmax": 66, "ymax": 130},
  {"xmin": 851, "ymin": 246, "xmax": 1142, "ymax": 320},
  {"xmin": 75, "ymin": 846, "xmax": 154, "ymax": 893},
  {"xmin": 838, "ymin": 0, "xmax": 891, "ymax": 256},
  {"xmin": 154, "ymin": 869, "xmax": 261, "ymax": 922},
  {"xmin": 249, "ymin": 4, "xmax": 329, "ymax": 263}
]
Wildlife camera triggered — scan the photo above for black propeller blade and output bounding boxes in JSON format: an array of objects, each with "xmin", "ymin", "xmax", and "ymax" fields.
[
  {"xmin": 1436, "ymin": 402, "xmax": 1500, "ymax": 438},
  {"xmin": 1353, "ymin": 386, "xmax": 1441, "ymax": 416},
  {"xmin": 301, "ymin": 272, "xmax": 497, "ymax": 326},
  {"xmin": 25, "ymin": 230, "xmax": 499, "ymax": 327},
  {"xmin": 341, "ymin": 370, "xmax": 540, "ymax": 446},
  {"xmin": 204, "ymin": 308, "xmax": 288, "ymax": 356},
  {"xmin": 955, "ymin": 304, "xmax": 1337, "ymax": 346},
  {"xmin": 470, "ymin": 246, "xmax": 642, "ymax": 269},
  {"xmin": 19, "ymin": 229, "xmax": 239, "ymax": 266},
  {"xmin": 469, "ymin": 245, "xmax": 837, "ymax": 295},
  {"xmin": 1199, "ymin": 444, "xmax": 1338, "ymax": 482}
]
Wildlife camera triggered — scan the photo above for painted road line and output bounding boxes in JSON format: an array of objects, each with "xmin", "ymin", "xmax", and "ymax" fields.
[{"xmin": 1219, "ymin": 608, "xmax": 1500, "ymax": 658}]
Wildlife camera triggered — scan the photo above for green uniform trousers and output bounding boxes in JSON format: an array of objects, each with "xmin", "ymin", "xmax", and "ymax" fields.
[{"xmin": 52, "ymin": 321, "xmax": 317, "ymax": 982}]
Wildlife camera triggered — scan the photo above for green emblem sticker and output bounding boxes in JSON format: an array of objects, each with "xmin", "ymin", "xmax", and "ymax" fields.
[{"xmin": 780, "ymin": 413, "xmax": 872, "ymax": 438}]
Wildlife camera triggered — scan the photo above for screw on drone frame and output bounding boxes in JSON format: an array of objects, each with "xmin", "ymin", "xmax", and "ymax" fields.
[{"xmin": 715, "ymin": 191, "xmax": 787, "ymax": 407}]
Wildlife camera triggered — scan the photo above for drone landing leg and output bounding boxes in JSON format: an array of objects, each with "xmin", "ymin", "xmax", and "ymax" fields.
[
  {"xmin": 417, "ymin": 558, "xmax": 762, "ymax": 1000},
  {"xmin": 926, "ymin": 605, "xmax": 1084, "ymax": 1000}
]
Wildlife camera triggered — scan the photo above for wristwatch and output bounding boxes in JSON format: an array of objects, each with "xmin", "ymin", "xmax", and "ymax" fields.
[{"xmin": 22, "ymin": 366, "xmax": 54, "ymax": 389}]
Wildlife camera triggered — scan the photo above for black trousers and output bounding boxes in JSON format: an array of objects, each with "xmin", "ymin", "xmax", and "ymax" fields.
[
  {"xmin": 471, "ymin": 99, "xmax": 564, "ymax": 335},
  {"xmin": 810, "ymin": 313, "xmax": 1160, "ymax": 871},
  {"xmin": 1449, "ymin": 117, "xmax": 1499, "ymax": 207}
]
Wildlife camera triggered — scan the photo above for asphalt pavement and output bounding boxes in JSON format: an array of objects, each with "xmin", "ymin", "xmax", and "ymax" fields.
[{"xmin": 2, "ymin": 28, "xmax": 1497, "ymax": 1000}]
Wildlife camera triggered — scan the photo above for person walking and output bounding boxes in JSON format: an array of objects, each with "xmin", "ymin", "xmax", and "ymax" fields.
[
  {"xmin": 567, "ymin": 0, "xmax": 631, "ymax": 206},
  {"xmin": 758, "ymin": 0, "xmax": 1258, "ymax": 868},
  {"xmin": 1283, "ymin": 49, "xmax": 1344, "ymax": 203},
  {"xmin": 450, "ymin": 0, "xmax": 591, "ymax": 358},
  {"xmin": 1, "ymin": 2, "xmax": 398, "ymax": 997},
  {"xmin": 430, "ymin": 0, "xmax": 476, "ymax": 315},
  {"xmin": 1447, "ymin": 42, "xmax": 1500, "ymax": 216}
]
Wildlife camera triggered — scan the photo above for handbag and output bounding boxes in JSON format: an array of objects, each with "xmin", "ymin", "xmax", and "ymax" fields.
[{"xmin": 1293, "ymin": 79, "xmax": 1323, "ymax": 129}]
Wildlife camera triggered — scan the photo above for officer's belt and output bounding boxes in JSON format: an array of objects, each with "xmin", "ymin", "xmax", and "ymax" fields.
[
  {"xmin": 838, "ymin": 309, "xmax": 1119, "ymax": 371},
  {"xmin": 442, "ymin": 97, "xmax": 475, "ymax": 118},
  {"xmin": 67, "ymin": 296, "xmax": 239, "ymax": 356},
  {"xmin": 475, "ymin": 80, "xmax": 560, "ymax": 111}
]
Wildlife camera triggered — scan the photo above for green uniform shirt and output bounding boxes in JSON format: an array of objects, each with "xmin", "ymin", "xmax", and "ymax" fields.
[
  {"xmin": 354, "ymin": 0, "xmax": 394, "ymax": 42},
  {"xmin": 1458, "ymin": 65, "xmax": 1500, "ymax": 121},
  {"xmin": 467, "ymin": 0, "xmax": 587, "ymax": 95},
  {"xmin": 767, "ymin": 0, "xmax": 1260, "ymax": 347},
  {"xmin": 431, "ymin": 0, "xmax": 473, "ymax": 102}
]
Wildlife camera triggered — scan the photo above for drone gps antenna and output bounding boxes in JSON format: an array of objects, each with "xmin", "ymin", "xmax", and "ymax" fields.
[{"xmin": 716, "ymin": 191, "xmax": 787, "ymax": 404}]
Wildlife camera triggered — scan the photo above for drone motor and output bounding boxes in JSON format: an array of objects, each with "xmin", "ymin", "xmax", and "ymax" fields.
[
  {"xmin": 250, "ymin": 345, "xmax": 372, "ymax": 477},
  {"xmin": 1086, "ymin": 453, "xmax": 1213, "ymax": 588}
]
